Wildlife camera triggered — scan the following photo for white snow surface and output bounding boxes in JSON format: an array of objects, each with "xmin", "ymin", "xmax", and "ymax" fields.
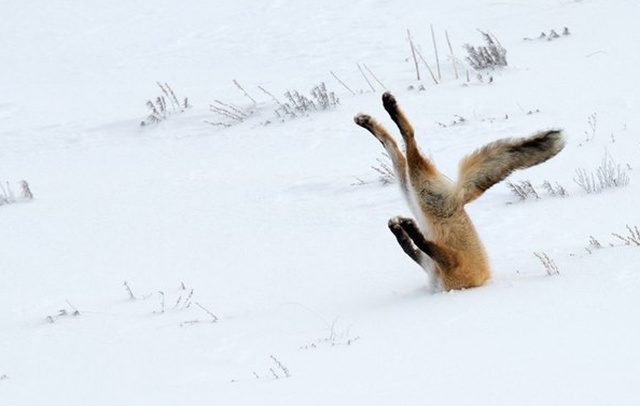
[{"xmin": 2, "ymin": 0, "xmax": 640, "ymax": 404}]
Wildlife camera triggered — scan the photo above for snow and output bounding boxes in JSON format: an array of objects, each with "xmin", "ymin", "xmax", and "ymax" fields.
[{"xmin": 1, "ymin": 0, "xmax": 640, "ymax": 404}]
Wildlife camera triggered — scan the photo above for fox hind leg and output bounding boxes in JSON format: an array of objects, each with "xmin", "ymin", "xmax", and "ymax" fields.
[
  {"xmin": 354, "ymin": 113, "xmax": 409, "ymax": 194},
  {"xmin": 381, "ymin": 92, "xmax": 415, "ymax": 141},
  {"xmin": 379, "ymin": 92, "xmax": 449, "ymax": 214},
  {"xmin": 381, "ymin": 92, "xmax": 436, "ymax": 179}
]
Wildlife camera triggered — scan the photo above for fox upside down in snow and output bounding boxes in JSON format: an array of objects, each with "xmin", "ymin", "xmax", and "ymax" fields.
[{"xmin": 354, "ymin": 92, "xmax": 565, "ymax": 291}]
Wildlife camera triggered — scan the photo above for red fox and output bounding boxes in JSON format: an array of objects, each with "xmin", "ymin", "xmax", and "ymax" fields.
[{"xmin": 354, "ymin": 92, "xmax": 565, "ymax": 290}]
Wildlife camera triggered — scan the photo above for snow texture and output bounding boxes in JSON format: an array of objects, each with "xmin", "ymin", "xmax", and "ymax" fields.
[{"xmin": 1, "ymin": 0, "xmax": 639, "ymax": 405}]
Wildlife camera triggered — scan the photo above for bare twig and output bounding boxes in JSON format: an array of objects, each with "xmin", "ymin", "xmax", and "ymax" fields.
[
  {"xmin": 407, "ymin": 29, "xmax": 421, "ymax": 81},
  {"xmin": 588, "ymin": 236, "xmax": 602, "ymax": 250},
  {"xmin": 371, "ymin": 153, "xmax": 396, "ymax": 185},
  {"xmin": 415, "ymin": 48, "xmax": 439, "ymax": 84},
  {"xmin": 612, "ymin": 225, "xmax": 640, "ymax": 246},
  {"xmin": 173, "ymin": 296, "xmax": 183, "ymax": 309},
  {"xmin": 65, "ymin": 300, "xmax": 80, "ymax": 316},
  {"xmin": 445, "ymin": 30, "xmax": 459, "ymax": 79},
  {"xmin": 258, "ymin": 86, "xmax": 284, "ymax": 107},
  {"xmin": 183, "ymin": 288, "xmax": 194, "ymax": 308},
  {"xmin": 156, "ymin": 291, "xmax": 165, "ymax": 313},
  {"xmin": 533, "ymin": 252, "xmax": 559, "ymax": 276},
  {"xmin": 233, "ymin": 79, "xmax": 257, "ymax": 105},
  {"xmin": 20, "ymin": 180, "xmax": 33, "ymax": 200},
  {"xmin": 213, "ymin": 100, "xmax": 248, "ymax": 118},
  {"xmin": 350, "ymin": 177, "xmax": 366, "ymax": 187},
  {"xmin": 141, "ymin": 83, "xmax": 189, "ymax": 126},
  {"xmin": 270, "ymin": 355, "xmax": 291, "ymax": 378},
  {"xmin": 329, "ymin": 71, "xmax": 356, "ymax": 96},
  {"xmin": 123, "ymin": 281, "xmax": 136, "ymax": 300},
  {"xmin": 363, "ymin": 63, "xmax": 386, "ymax": 89},
  {"xmin": 156, "ymin": 82, "xmax": 182, "ymax": 111},
  {"xmin": 357, "ymin": 63, "xmax": 376, "ymax": 92},
  {"xmin": 209, "ymin": 106, "xmax": 245, "ymax": 122},
  {"xmin": 204, "ymin": 120, "xmax": 232, "ymax": 128},
  {"xmin": 431, "ymin": 25, "xmax": 441, "ymax": 80},
  {"xmin": 195, "ymin": 302, "xmax": 219, "ymax": 322}
]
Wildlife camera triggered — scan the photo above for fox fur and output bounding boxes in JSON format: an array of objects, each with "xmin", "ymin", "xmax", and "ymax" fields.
[{"xmin": 354, "ymin": 92, "xmax": 565, "ymax": 291}]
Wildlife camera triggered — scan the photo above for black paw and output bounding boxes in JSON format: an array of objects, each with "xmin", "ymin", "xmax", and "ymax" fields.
[
  {"xmin": 382, "ymin": 92, "xmax": 398, "ymax": 112},
  {"xmin": 354, "ymin": 113, "xmax": 372, "ymax": 127},
  {"xmin": 398, "ymin": 217, "xmax": 418, "ymax": 231},
  {"xmin": 388, "ymin": 223, "xmax": 403, "ymax": 236},
  {"xmin": 388, "ymin": 216, "xmax": 404, "ymax": 229}
]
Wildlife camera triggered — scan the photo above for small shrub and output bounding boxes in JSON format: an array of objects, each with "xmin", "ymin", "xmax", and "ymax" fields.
[
  {"xmin": 542, "ymin": 180, "xmax": 568, "ymax": 197},
  {"xmin": 464, "ymin": 31, "xmax": 507, "ymax": 70},
  {"xmin": 507, "ymin": 180, "xmax": 539, "ymax": 200},
  {"xmin": 206, "ymin": 79, "xmax": 259, "ymax": 128},
  {"xmin": 246, "ymin": 355, "xmax": 292, "ymax": 382},
  {"xmin": 371, "ymin": 154, "xmax": 395, "ymax": 185},
  {"xmin": 612, "ymin": 225, "xmax": 640, "ymax": 246},
  {"xmin": 299, "ymin": 318, "xmax": 360, "ymax": 350},
  {"xmin": 207, "ymin": 100, "xmax": 255, "ymax": 127},
  {"xmin": 46, "ymin": 301, "xmax": 80, "ymax": 323},
  {"xmin": 208, "ymin": 80, "xmax": 340, "ymax": 128},
  {"xmin": 534, "ymin": 252, "xmax": 559, "ymax": 276},
  {"xmin": 574, "ymin": 152, "xmax": 629, "ymax": 193},
  {"xmin": 436, "ymin": 115, "xmax": 466, "ymax": 128},
  {"xmin": 122, "ymin": 281, "xmax": 136, "ymax": 300},
  {"xmin": 269, "ymin": 355, "xmax": 291, "ymax": 378},
  {"xmin": 0, "ymin": 182, "xmax": 15, "ymax": 205},
  {"xmin": 584, "ymin": 235, "xmax": 602, "ymax": 254},
  {"xmin": 524, "ymin": 27, "xmax": 570, "ymax": 41},
  {"xmin": 0, "ymin": 180, "xmax": 33, "ymax": 206},
  {"xmin": 579, "ymin": 113, "xmax": 597, "ymax": 146},
  {"xmin": 273, "ymin": 82, "xmax": 339, "ymax": 120},
  {"xmin": 20, "ymin": 180, "xmax": 33, "ymax": 199},
  {"xmin": 122, "ymin": 281, "xmax": 218, "ymax": 326},
  {"xmin": 507, "ymin": 179, "xmax": 567, "ymax": 201},
  {"xmin": 351, "ymin": 153, "xmax": 396, "ymax": 187},
  {"xmin": 140, "ymin": 82, "xmax": 190, "ymax": 126},
  {"xmin": 585, "ymin": 226, "xmax": 640, "ymax": 254}
]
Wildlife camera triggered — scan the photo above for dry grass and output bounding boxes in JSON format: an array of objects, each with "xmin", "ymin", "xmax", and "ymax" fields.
[
  {"xmin": 464, "ymin": 31, "xmax": 507, "ymax": 70},
  {"xmin": 534, "ymin": 252, "xmax": 559, "ymax": 276},
  {"xmin": 574, "ymin": 152, "xmax": 629, "ymax": 194},
  {"xmin": 140, "ymin": 82, "xmax": 190, "ymax": 126}
]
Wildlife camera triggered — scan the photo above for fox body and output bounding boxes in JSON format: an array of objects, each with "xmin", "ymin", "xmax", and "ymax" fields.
[{"xmin": 354, "ymin": 93, "xmax": 565, "ymax": 290}]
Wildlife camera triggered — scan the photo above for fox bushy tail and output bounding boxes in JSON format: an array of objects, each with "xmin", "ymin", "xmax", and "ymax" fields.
[{"xmin": 455, "ymin": 130, "xmax": 566, "ymax": 204}]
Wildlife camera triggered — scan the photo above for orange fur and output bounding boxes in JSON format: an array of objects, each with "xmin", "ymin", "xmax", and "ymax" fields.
[{"xmin": 355, "ymin": 92, "xmax": 565, "ymax": 291}]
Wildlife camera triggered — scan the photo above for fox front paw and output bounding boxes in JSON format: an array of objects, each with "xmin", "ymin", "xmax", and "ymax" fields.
[
  {"xmin": 397, "ymin": 216, "xmax": 418, "ymax": 231},
  {"xmin": 388, "ymin": 216, "xmax": 407, "ymax": 229},
  {"xmin": 388, "ymin": 220, "xmax": 403, "ymax": 235}
]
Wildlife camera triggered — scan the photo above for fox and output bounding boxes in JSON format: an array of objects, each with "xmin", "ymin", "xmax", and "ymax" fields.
[{"xmin": 354, "ymin": 92, "xmax": 565, "ymax": 291}]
